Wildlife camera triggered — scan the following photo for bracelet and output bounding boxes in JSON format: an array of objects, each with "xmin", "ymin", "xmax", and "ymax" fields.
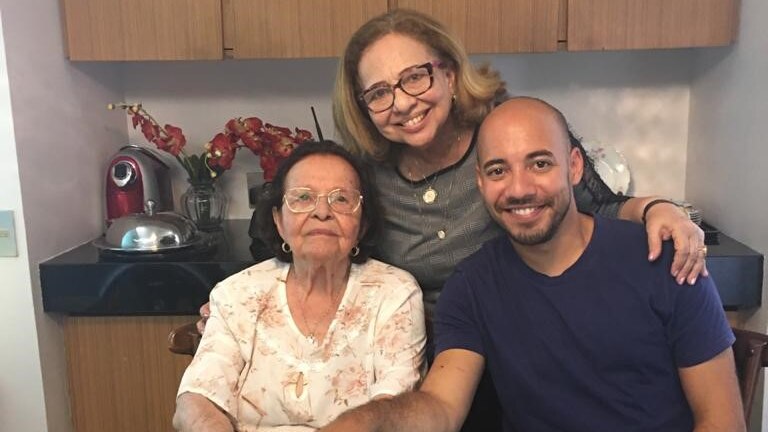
[{"xmin": 641, "ymin": 199, "xmax": 679, "ymax": 225}]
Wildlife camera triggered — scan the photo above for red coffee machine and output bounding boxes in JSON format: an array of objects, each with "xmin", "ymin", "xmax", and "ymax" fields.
[{"xmin": 105, "ymin": 145, "xmax": 173, "ymax": 224}]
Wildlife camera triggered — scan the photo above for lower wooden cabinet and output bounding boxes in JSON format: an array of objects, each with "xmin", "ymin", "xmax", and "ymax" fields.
[{"xmin": 64, "ymin": 316, "xmax": 195, "ymax": 432}]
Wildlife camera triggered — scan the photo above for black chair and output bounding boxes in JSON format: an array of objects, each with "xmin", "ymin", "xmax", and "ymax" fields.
[{"xmin": 732, "ymin": 327, "xmax": 768, "ymax": 421}]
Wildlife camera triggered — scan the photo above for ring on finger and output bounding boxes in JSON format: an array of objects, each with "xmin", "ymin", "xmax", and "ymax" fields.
[{"xmin": 698, "ymin": 245, "xmax": 708, "ymax": 257}]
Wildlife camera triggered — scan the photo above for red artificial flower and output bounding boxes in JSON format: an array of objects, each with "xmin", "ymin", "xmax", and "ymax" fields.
[
  {"xmin": 259, "ymin": 153, "xmax": 280, "ymax": 181},
  {"xmin": 111, "ymin": 102, "xmax": 312, "ymax": 182},
  {"xmin": 264, "ymin": 123, "xmax": 292, "ymax": 136},
  {"xmin": 295, "ymin": 128, "xmax": 313, "ymax": 142},
  {"xmin": 206, "ymin": 133, "xmax": 237, "ymax": 170},
  {"xmin": 225, "ymin": 118, "xmax": 247, "ymax": 137},
  {"xmin": 160, "ymin": 124, "xmax": 186, "ymax": 156},
  {"xmin": 243, "ymin": 117, "xmax": 264, "ymax": 132},
  {"xmin": 139, "ymin": 117, "xmax": 160, "ymax": 142},
  {"xmin": 273, "ymin": 135, "xmax": 297, "ymax": 158},
  {"xmin": 258, "ymin": 131, "xmax": 280, "ymax": 150}
]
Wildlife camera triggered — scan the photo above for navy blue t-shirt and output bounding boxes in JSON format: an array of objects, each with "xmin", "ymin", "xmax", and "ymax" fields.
[{"xmin": 435, "ymin": 215, "xmax": 734, "ymax": 432}]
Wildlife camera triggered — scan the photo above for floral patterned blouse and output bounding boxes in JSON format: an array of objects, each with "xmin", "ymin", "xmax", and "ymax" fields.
[{"xmin": 177, "ymin": 258, "xmax": 426, "ymax": 431}]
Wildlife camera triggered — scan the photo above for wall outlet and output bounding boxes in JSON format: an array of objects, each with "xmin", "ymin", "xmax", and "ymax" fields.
[
  {"xmin": 246, "ymin": 170, "xmax": 265, "ymax": 208},
  {"xmin": 0, "ymin": 210, "xmax": 18, "ymax": 257}
]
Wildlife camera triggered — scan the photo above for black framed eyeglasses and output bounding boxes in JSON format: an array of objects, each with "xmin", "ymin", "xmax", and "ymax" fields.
[
  {"xmin": 358, "ymin": 61, "xmax": 443, "ymax": 113},
  {"xmin": 283, "ymin": 187, "xmax": 363, "ymax": 214}
]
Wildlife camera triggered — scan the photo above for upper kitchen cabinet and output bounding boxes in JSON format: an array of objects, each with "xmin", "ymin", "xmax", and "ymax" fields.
[
  {"xmin": 224, "ymin": 0, "xmax": 388, "ymax": 58},
  {"xmin": 394, "ymin": 0, "xmax": 563, "ymax": 53},
  {"xmin": 567, "ymin": 0, "xmax": 740, "ymax": 51},
  {"xmin": 61, "ymin": 0, "xmax": 740, "ymax": 60},
  {"xmin": 61, "ymin": 0, "xmax": 224, "ymax": 60}
]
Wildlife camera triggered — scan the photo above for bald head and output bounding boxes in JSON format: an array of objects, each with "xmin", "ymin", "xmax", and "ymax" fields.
[{"xmin": 478, "ymin": 97, "xmax": 572, "ymax": 158}]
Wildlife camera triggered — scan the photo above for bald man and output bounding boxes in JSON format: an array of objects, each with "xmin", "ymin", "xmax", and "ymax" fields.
[{"xmin": 321, "ymin": 98, "xmax": 744, "ymax": 432}]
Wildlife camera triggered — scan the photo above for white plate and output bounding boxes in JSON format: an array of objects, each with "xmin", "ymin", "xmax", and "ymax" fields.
[{"xmin": 581, "ymin": 140, "xmax": 631, "ymax": 195}]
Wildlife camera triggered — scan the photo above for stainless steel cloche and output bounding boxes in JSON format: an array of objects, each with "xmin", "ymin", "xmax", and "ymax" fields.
[{"xmin": 93, "ymin": 200, "xmax": 205, "ymax": 252}]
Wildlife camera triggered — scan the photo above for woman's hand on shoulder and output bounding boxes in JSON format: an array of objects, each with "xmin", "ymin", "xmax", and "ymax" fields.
[
  {"xmin": 644, "ymin": 201, "xmax": 708, "ymax": 285},
  {"xmin": 196, "ymin": 302, "xmax": 211, "ymax": 335}
]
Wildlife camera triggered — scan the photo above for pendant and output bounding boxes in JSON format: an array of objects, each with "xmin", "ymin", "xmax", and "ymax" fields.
[
  {"xmin": 423, "ymin": 187, "xmax": 437, "ymax": 204},
  {"xmin": 437, "ymin": 229, "xmax": 446, "ymax": 239},
  {"xmin": 307, "ymin": 333, "xmax": 317, "ymax": 345},
  {"xmin": 295, "ymin": 372, "xmax": 306, "ymax": 398}
]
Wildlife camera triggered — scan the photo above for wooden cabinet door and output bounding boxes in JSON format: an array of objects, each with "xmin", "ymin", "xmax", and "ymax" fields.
[
  {"xmin": 65, "ymin": 316, "xmax": 195, "ymax": 432},
  {"xmin": 226, "ymin": 0, "xmax": 388, "ymax": 58},
  {"xmin": 62, "ymin": 0, "xmax": 223, "ymax": 60},
  {"xmin": 394, "ymin": 0, "xmax": 562, "ymax": 53},
  {"xmin": 567, "ymin": 0, "xmax": 740, "ymax": 51}
]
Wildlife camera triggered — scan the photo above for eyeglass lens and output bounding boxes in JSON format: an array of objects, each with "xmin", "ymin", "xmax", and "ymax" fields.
[
  {"xmin": 284, "ymin": 188, "xmax": 362, "ymax": 213},
  {"xmin": 361, "ymin": 62, "xmax": 435, "ymax": 113}
]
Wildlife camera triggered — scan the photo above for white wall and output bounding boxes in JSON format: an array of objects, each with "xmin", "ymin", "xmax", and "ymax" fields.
[
  {"xmin": 687, "ymin": 0, "xmax": 768, "ymax": 428},
  {"xmin": 124, "ymin": 51, "xmax": 692, "ymax": 219},
  {"xmin": 688, "ymin": 1, "xmax": 768, "ymax": 325},
  {"xmin": 0, "ymin": 1, "xmax": 125, "ymax": 430},
  {"xmin": 491, "ymin": 49, "xmax": 692, "ymax": 200},
  {"xmin": 0, "ymin": 12, "xmax": 46, "ymax": 431}
]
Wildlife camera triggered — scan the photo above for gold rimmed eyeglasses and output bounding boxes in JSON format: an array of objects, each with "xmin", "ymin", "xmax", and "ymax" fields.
[{"xmin": 283, "ymin": 187, "xmax": 363, "ymax": 214}]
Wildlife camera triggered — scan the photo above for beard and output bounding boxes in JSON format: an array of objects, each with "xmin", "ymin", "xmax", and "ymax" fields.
[{"xmin": 503, "ymin": 189, "xmax": 572, "ymax": 246}]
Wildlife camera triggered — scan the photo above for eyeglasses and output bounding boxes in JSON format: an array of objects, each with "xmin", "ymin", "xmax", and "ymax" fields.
[
  {"xmin": 283, "ymin": 187, "xmax": 363, "ymax": 214},
  {"xmin": 359, "ymin": 61, "xmax": 443, "ymax": 113}
]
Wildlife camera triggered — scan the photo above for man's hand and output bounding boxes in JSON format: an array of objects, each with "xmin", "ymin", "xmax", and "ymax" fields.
[{"xmin": 320, "ymin": 349, "xmax": 485, "ymax": 432}]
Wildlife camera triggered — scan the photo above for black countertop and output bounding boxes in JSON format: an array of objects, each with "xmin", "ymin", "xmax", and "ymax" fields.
[
  {"xmin": 41, "ymin": 220, "xmax": 272, "ymax": 315},
  {"xmin": 40, "ymin": 220, "xmax": 763, "ymax": 315},
  {"xmin": 705, "ymin": 231, "xmax": 763, "ymax": 310}
]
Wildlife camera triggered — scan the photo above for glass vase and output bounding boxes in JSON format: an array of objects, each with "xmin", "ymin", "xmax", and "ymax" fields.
[{"xmin": 181, "ymin": 180, "xmax": 228, "ymax": 231}]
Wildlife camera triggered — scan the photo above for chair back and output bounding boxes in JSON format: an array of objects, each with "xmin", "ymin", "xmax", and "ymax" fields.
[
  {"xmin": 168, "ymin": 322, "xmax": 201, "ymax": 356},
  {"xmin": 732, "ymin": 327, "xmax": 768, "ymax": 420}
]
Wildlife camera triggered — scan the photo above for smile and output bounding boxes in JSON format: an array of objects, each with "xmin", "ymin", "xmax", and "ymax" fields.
[
  {"xmin": 500, "ymin": 204, "xmax": 545, "ymax": 219},
  {"xmin": 401, "ymin": 111, "xmax": 426, "ymax": 127},
  {"xmin": 511, "ymin": 207, "xmax": 537, "ymax": 216}
]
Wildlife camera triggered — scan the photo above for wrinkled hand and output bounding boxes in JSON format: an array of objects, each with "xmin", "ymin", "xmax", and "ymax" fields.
[
  {"xmin": 196, "ymin": 302, "xmax": 211, "ymax": 335},
  {"xmin": 645, "ymin": 202, "xmax": 708, "ymax": 285}
]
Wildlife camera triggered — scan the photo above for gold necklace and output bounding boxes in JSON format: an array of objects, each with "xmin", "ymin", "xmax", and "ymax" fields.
[
  {"xmin": 407, "ymin": 163, "xmax": 439, "ymax": 204},
  {"xmin": 407, "ymin": 131, "xmax": 464, "ymax": 204},
  {"xmin": 409, "ymin": 130, "xmax": 466, "ymax": 240},
  {"xmin": 296, "ymin": 283, "xmax": 344, "ymax": 345}
]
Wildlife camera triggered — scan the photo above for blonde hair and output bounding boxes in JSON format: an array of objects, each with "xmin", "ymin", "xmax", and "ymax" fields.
[{"xmin": 333, "ymin": 9, "xmax": 505, "ymax": 162}]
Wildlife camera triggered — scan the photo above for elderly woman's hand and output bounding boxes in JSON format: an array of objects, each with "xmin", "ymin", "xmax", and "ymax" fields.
[
  {"xmin": 173, "ymin": 392, "xmax": 234, "ymax": 432},
  {"xmin": 644, "ymin": 201, "xmax": 708, "ymax": 285},
  {"xmin": 196, "ymin": 302, "xmax": 211, "ymax": 335}
]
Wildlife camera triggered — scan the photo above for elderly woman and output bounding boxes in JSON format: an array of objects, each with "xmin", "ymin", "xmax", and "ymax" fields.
[{"xmin": 173, "ymin": 141, "xmax": 426, "ymax": 432}]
